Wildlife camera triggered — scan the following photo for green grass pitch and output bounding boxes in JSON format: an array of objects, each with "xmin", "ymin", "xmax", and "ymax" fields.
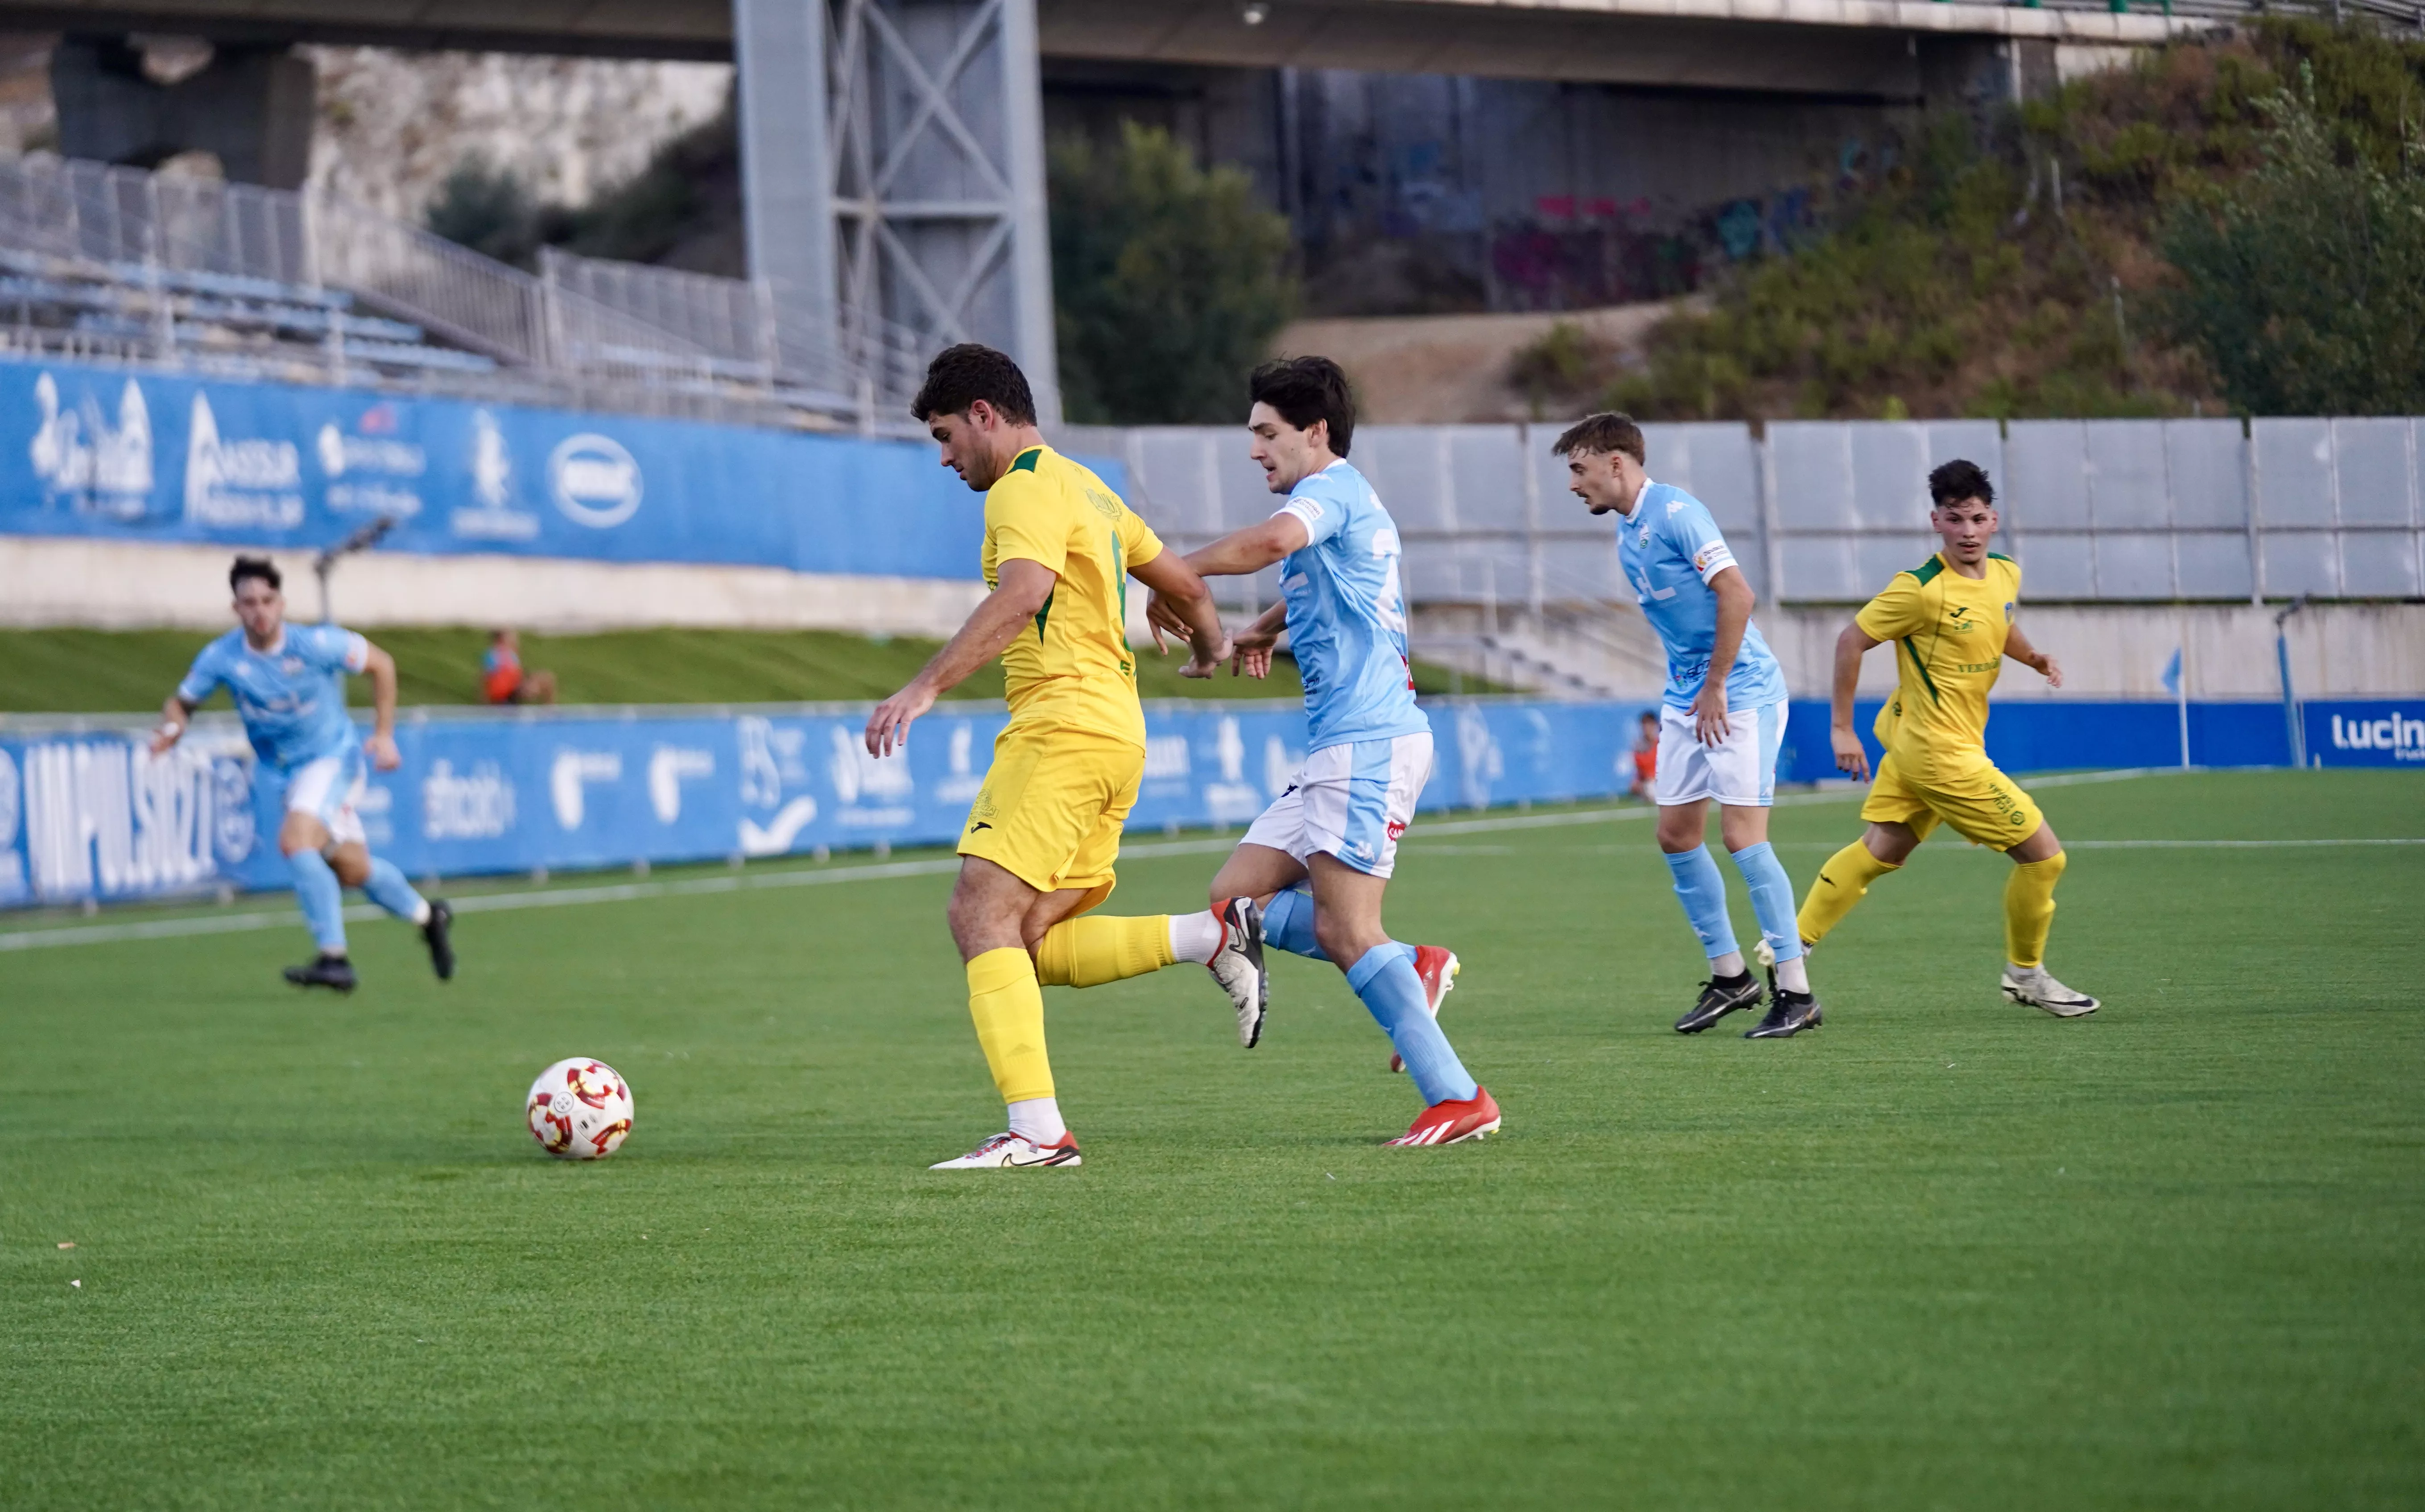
[{"xmin": 3, "ymin": 769, "xmax": 2421, "ymax": 1509}]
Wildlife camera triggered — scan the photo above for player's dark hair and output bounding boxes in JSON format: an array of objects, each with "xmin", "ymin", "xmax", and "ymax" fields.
[
  {"xmin": 1248, "ymin": 356, "xmax": 1356, "ymax": 458},
  {"xmin": 229, "ymin": 555, "xmax": 280, "ymax": 593},
  {"xmin": 1553, "ymin": 412, "xmax": 1646, "ymax": 465},
  {"xmin": 1929, "ymin": 459, "xmax": 1996, "ymax": 509},
  {"xmin": 912, "ymin": 343, "xmax": 1037, "ymax": 425}
]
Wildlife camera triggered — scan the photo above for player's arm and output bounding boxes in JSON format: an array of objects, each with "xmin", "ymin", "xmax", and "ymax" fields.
[
  {"xmin": 1692, "ymin": 565, "xmax": 1755, "ymax": 747},
  {"xmin": 149, "ymin": 691, "xmax": 198, "ymax": 755},
  {"xmin": 1228, "ymin": 601, "xmax": 1289, "ymax": 679},
  {"xmin": 865, "ymin": 558, "xmax": 1057, "ymax": 757},
  {"xmin": 359, "ymin": 640, "xmax": 402, "ymax": 771},
  {"xmin": 151, "ymin": 651, "xmax": 219, "ymax": 755},
  {"xmin": 1186, "ymin": 514, "xmax": 1307, "ymax": 579},
  {"xmin": 1128, "ymin": 547, "xmax": 1231, "ymax": 679},
  {"xmin": 1830, "ymin": 621, "xmax": 1884, "ymax": 781},
  {"xmin": 2004, "ymin": 622, "xmax": 2063, "ymax": 689},
  {"xmin": 1144, "ymin": 513, "xmax": 1309, "ymax": 644}
]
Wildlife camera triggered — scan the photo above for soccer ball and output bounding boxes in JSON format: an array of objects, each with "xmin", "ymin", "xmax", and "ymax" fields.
[{"xmin": 525, "ymin": 1058, "xmax": 633, "ymax": 1160}]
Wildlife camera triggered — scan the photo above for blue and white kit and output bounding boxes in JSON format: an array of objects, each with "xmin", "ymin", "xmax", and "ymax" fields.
[
  {"xmin": 1243, "ymin": 459, "xmax": 1433, "ymax": 878},
  {"xmin": 178, "ymin": 623, "xmax": 372, "ymax": 843},
  {"xmin": 1619, "ymin": 480, "xmax": 1789, "ymax": 807}
]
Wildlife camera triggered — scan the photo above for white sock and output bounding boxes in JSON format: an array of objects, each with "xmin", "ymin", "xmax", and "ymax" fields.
[
  {"xmin": 1776, "ymin": 955, "xmax": 1811, "ymax": 994},
  {"xmin": 410, "ymin": 899, "xmax": 432, "ymax": 926},
  {"xmin": 1710, "ymin": 950, "xmax": 1747, "ymax": 979},
  {"xmin": 1006, "ymin": 1097, "xmax": 1065, "ymax": 1144},
  {"xmin": 2007, "ymin": 962, "xmax": 2040, "ymax": 979},
  {"xmin": 1168, "ymin": 909, "xmax": 1223, "ymax": 965}
]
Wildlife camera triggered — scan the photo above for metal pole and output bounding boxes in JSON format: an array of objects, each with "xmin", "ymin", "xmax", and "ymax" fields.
[
  {"xmin": 2274, "ymin": 593, "xmax": 2307, "ymax": 767},
  {"xmin": 997, "ymin": 0, "xmax": 1061, "ymax": 423}
]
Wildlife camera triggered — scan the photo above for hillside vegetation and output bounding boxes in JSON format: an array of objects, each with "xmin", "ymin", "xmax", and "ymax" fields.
[{"xmin": 1524, "ymin": 21, "xmax": 2425, "ymax": 421}]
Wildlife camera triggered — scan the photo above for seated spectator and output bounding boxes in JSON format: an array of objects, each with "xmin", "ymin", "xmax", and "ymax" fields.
[
  {"xmin": 482, "ymin": 629, "xmax": 557, "ymax": 705},
  {"xmin": 1627, "ymin": 709, "xmax": 1658, "ymax": 801}
]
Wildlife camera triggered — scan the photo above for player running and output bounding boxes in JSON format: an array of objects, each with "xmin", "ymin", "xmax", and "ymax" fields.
[
  {"xmin": 150, "ymin": 556, "xmax": 454, "ymax": 993},
  {"xmin": 867, "ymin": 345, "xmax": 1261, "ymax": 1172},
  {"xmin": 1148, "ymin": 356, "xmax": 1497, "ymax": 1146},
  {"xmin": 1557, "ymin": 413, "xmax": 1821, "ymax": 1039},
  {"xmin": 1793, "ymin": 460, "xmax": 2100, "ymax": 1016}
]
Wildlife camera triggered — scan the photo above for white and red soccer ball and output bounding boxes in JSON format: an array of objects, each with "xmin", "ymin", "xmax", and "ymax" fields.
[{"xmin": 525, "ymin": 1058, "xmax": 633, "ymax": 1160}]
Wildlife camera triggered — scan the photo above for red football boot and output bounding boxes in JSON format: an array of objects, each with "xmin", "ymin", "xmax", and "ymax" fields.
[
  {"xmin": 1384, "ymin": 1086, "xmax": 1501, "ymax": 1147},
  {"xmin": 1388, "ymin": 946, "xmax": 1462, "ymax": 1073}
]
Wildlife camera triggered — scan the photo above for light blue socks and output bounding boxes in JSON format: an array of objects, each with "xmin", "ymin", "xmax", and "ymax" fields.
[
  {"xmin": 1728, "ymin": 841, "xmax": 1805, "ymax": 964},
  {"xmin": 1347, "ymin": 942, "xmax": 1478, "ymax": 1106},
  {"xmin": 1261, "ymin": 886, "xmax": 1327, "ymax": 961},
  {"xmin": 362, "ymin": 856, "xmax": 430, "ymax": 925},
  {"xmin": 288, "ymin": 850, "xmax": 346, "ymax": 953},
  {"xmin": 1662, "ymin": 845, "xmax": 1740, "ymax": 963}
]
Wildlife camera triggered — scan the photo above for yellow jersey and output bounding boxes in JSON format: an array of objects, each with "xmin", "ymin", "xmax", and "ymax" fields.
[
  {"xmin": 1854, "ymin": 551, "xmax": 2023, "ymax": 780},
  {"xmin": 982, "ymin": 443, "xmax": 1164, "ymax": 744}
]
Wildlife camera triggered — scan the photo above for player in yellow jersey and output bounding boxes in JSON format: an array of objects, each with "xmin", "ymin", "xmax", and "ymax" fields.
[
  {"xmin": 866, "ymin": 345, "xmax": 1264, "ymax": 1169},
  {"xmin": 1791, "ymin": 459, "xmax": 2102, "ymax": 1016}
]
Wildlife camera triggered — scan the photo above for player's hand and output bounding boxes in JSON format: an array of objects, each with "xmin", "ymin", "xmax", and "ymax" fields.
[
  {"xmin": 2039, "ymin": 655, "xmax": 2064, "ymax": 690},
  {"xmin": 1691, "ymin": 684, "xmax": 1731, "ymax": 747},
  {"xmin": 364, "ymin": 731, "xmax": 401, "ymax": 772},
  {"xmin": 1831, "ymin": 727, "xmax": 1871, "ymax": 783},
  {"xmin": 148, "ymin": 721, "xmax": 183, "ymax": 756},
  {"xmin": 866, "ymin": 681, "xmax": 934, "ymax": 758},
  {"xmin": 1230, "ymin": 628, "xmax": 1277, "ymax": 680},
  {"xmin": 1180, "ymin": 636, "xmax": 1233, "ymax": 680},
  {"xmin": 1144, "ymin": 591, "xmax": 1193, "ymax": 655}
]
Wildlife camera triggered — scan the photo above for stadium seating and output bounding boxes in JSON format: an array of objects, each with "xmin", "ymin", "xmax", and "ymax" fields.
[{"xmin": 0, "ymin": 245, "xmax": 497, "ymax": 378}]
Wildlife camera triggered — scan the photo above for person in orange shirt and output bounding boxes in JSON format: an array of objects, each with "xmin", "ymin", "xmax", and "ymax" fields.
[
  {"xmin": 1628, "ymin": 710, "xmax": 1659, "ymax": 801},
  {"xmin": 482, "ymin": 629, "xmax": 557, "ymax": 706}
]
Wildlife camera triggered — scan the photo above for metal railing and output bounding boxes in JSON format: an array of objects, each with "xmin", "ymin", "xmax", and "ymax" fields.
[{"xmin": 0, "ymin": 154, "xmax": 926, "ymax": 431}]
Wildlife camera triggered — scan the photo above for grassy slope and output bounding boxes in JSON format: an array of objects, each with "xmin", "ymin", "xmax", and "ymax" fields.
[
  {"xmin": 0, "ymin": 627, "xmax": 1343, "ymax": 713},
  {"xmin": 2, "ymin": 770, "xmax": 2421, "ymax": 1509}
]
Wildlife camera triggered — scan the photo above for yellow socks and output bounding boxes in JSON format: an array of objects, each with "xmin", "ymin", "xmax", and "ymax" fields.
[
  {"xmin": 1797, "ymin": 840, "xmax": 1901, "ymax": 947},
  {"xmin": 1034, "ymin": 914, "xmax": 1174, "ymax": 987},
  {"xmin": 2004, "ymin": 851, "xmax": 2067, "ymax": 968},
  {"xmin": 966, "ymin": 947, "xmax": 1053, "ymax": 1103}
]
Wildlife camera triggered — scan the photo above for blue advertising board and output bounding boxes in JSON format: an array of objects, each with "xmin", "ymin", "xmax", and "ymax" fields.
[
  {"xmin": 4, "ymin": 695, "xmax": 2413, "ymax": 911},
  {"xmin": 2304, "ymin": 701, "xmax": 2425, "ymax": 767},
  {"xmin": 0, "ymin": 354, "xmax": 1120, "ymax": 578},
  {"xmin": 0, "ymin": 699, "xmax": 1659, "ymax": 909}
]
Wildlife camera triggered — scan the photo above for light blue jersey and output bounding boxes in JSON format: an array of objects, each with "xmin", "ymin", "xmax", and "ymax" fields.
[
  {"xmin": 177, "ymin": 623, "xmax": 368, "ymax": 771},
  {"xmin": 1275, "ymin": 459, "xmax": 1430, "ymax": 752},
  {"xmin": 1617, "ymin": 481, "xmax": 1787, "ymax": 712}
]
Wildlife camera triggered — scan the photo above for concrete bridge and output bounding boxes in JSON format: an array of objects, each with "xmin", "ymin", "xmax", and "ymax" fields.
[{"xmin": 0, "ymin": 0, "xmax": 2248, "ymax": 417}]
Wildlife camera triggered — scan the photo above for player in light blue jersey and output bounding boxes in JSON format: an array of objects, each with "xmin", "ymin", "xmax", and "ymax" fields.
[
  {"xmin": 150, "ymin": 556, "xmax": 454, "ymax": 993},
  {"xmin": 1149, "ymin": 357, "xmax": 1498, "ymax": 1146},
  {"xmin": 1557, "ymin": 413, "xmax": 1822, "ymax": 1040}
]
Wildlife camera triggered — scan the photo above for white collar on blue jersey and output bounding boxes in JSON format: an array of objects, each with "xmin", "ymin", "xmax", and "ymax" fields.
[{"xmin": 1614, "ymin": 477, "xmax": 1658, "ymax": 520}]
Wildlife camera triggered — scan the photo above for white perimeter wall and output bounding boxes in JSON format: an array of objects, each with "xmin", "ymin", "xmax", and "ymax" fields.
[{"xmin": 0, "ymin": 537, "xmax": 987, "ymax": 640}]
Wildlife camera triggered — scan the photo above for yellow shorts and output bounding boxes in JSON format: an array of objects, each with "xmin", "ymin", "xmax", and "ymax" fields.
[
  {"xmin": 958, "ymin": 723, "xmax": 1144, "ymax": 901},
  {"xmin": 1860, "ymin": 752, "xmax": 2045, "ymax": 851}
]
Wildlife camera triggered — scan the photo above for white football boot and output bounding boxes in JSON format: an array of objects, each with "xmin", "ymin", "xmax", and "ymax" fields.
[
  {"xmin": 1388, "ymin": 945, "xmax": 1461, "ymax": 1073},
  {"xmin": 2000, "ymin": 966, "xmax": 2100, "ymax": 1018},
  {"xmin": 1206, "ymin": 896, "xmax": 1270, "ymax": 1049},
  {"xmin": 928, "ymin": 1130, "xmax": 1083, "ymax": 1169}
]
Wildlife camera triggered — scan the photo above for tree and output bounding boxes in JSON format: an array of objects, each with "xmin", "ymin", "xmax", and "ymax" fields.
[
  {"xmin": 2160, "ymin": 74, "xmax": 2425, "ymax": 415},
  {"xmin": 424, "ymin": 157, "xmax": 542, "ymax": 269},
  {"xmin": 1049, "ymin": 123, "xmax": 1298, "ymax": 425}
]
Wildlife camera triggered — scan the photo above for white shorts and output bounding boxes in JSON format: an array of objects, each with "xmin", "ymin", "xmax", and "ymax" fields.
[
  {"xmin": 1242, "ymin": 731, "xmax": 1433, "ymax": 880},
  {"xmin": 1655, "ymin": 698, "xmax": 1787, "ymax": 808},
  {"xmin": 284, "ymin": 745, "xmax": 368, "ymax": 850}
]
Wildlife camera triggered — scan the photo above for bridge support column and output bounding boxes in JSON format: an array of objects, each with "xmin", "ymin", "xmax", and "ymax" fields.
[
  {"xmin": 50, "ymin": 37, "xmax": 314, "ymax": 190},
  {"xmin": 736, "ymin": 0, "xmax": 1060, "ymax": 422}
]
